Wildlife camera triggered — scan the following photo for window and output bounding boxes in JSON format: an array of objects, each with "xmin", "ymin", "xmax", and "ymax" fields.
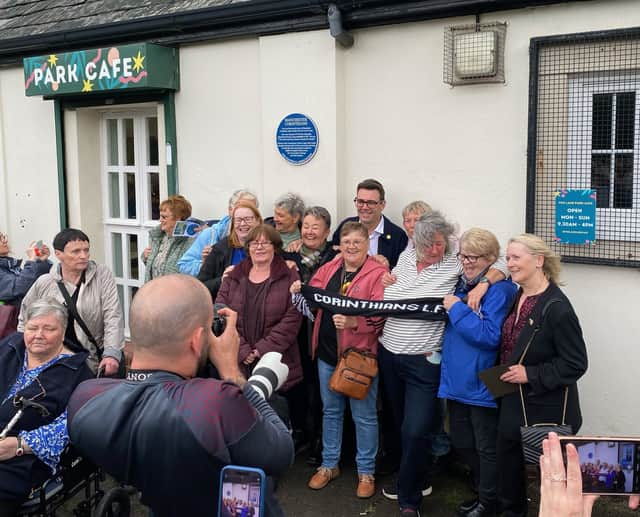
[{"xmin": 528, "ymin": 31, "xmax": 640, "ymax": 267}]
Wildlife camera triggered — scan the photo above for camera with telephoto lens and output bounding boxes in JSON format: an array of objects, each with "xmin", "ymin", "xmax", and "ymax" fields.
[{"xmin": 212, "ymin": 303, "xmax": 227, "ymax": 337}]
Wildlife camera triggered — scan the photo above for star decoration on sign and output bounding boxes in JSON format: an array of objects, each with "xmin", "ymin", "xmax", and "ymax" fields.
[
  {"xmin": 132, "ymin": 51, "xmax": 145, "ymax": 73},
  {"xmin": 47, "ymin": 54, "xmax": 58, "ymax": 67},
  {"xmin": 81, "ymin": 79, "xmax": 94, "ymax": 92}
]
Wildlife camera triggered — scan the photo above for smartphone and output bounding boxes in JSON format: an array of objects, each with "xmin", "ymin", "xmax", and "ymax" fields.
[
  {"xmin": 218, "ymin": 465, "xmax": 266, "ymax": 517},
  {"xmin": 34, "ymin": 240, "xmax": 43, "ymax": 256},
  {"xmin": 559, "ymin": 436, "xmax": 640, "ymax": 495}
]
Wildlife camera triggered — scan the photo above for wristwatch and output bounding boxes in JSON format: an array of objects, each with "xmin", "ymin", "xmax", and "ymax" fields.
[
  {"xmin": 15, "ymin": 436, "xmax": 24, "ymax": 457},
  {"xmin": 478, "ymin": 276, "xmax": 491, "ymax": 285}
]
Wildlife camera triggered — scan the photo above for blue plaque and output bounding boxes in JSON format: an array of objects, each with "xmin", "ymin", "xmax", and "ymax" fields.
[
  {"xmin": 554, "ymin": 189, "xmax": 596, "ymax": 244},
  {"xmin": 276, "ymin": 113, "xmax": 319, "ymax": 165}
]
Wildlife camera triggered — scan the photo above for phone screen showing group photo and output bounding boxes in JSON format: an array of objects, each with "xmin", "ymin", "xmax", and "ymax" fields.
[
  {"xmin": 219, "ymin": 468, "xmax": 264, "ymax": 517},
  {"xmin": 562, "ymin": 438, "xmax": 640, "ymax": 495}
]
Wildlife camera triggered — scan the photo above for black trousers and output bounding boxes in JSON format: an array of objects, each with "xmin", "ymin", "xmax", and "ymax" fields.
[
  {"xmin": 449, "ymin": 400, "xmax": 498, "ymax": 506},
  {"xmin": 496, "ymin": 432, "xmax": 528, "ymax": 516}
]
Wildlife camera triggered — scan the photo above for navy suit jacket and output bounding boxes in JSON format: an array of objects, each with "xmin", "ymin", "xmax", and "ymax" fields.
[{"xmin": 331, "ymin": 215, "xmax": 408, "ymax": 269}]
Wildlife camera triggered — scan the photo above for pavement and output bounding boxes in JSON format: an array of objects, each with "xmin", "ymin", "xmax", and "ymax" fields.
[{"xmin": 61, "ymin": 449, "xmax": 638, "ymax": 516}]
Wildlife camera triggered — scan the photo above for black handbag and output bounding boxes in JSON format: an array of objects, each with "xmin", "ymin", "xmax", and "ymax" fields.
[
  {"xmin": 519, "ymin": 386, "xmax": 572, "ymax": 464},
  {"xmin": 517, "ymin": 297, "xmax": 573, "ymax": 464}
]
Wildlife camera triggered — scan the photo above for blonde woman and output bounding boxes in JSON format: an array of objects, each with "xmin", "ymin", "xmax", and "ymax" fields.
[{"xmin": 497, "ymin": 234, "xmax": 588, "ymax": 517}]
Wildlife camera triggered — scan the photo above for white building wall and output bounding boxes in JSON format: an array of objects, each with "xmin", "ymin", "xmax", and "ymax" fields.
[{"xmin": 0, "ymin": 67, "xmax": 60, "ymax": 255}]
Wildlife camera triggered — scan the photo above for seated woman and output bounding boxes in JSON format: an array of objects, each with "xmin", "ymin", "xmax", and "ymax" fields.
[
  {"xmin": 216, "ymin": 223, "xmax": 302, "ymax": 394},
  {"xmin": 497, "ymin": 234, "xmax": 588, "ymax": 517},
  {"xmin": 0, "ymin": 298, "xmax": 93, "ymax": 515},
  {"xmin": 438, "ymin": 228, "xmax": 518, "ymax": 517},
  {"xmin": 198, "ymin": 202, "xmax": 263, "ymax": 301},
  {"xmin": 291, "ymin": 221, "xmax": 387, "ymax": 500},
  {"xmin": 0, "ymin": 233, "xmax": 52, "ymax": 339},
  {"xmin": 142, "ymin": 195, "xmax": 195, "ymax": 282}
]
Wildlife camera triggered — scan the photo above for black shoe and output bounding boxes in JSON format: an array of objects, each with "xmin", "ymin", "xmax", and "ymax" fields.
[
  {"xmin": 456, "ymin": 498, "xmax": 479, "ymax": 514},
  {"xmin": 306, "ymin": 437, "xmax": 322, "ymax": 466},
  {"xmin": 382, "ymin": 483, "xmax": 432, "ymax": 501},
  {"xmin": 459, "ymin": 502, "xmax": 496, "ymax": 517}
]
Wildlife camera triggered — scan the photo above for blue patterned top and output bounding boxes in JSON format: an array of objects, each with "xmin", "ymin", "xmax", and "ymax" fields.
[{"xmin": 3, "ymin": 353, "xmax": 72, "ymax": 472}]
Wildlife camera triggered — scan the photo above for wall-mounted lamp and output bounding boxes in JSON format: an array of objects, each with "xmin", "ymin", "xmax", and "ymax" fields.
[{"xmin": 444, "ymin": 21, "xmax": 506, "ymax": 86}]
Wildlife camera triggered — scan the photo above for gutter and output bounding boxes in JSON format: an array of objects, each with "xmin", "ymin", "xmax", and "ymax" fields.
[{"xmin": 0, "ymin": 0, "xmax": 591, "ymax": 66}]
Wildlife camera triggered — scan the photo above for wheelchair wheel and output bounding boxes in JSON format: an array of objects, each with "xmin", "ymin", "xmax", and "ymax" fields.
[{"xmin": 93, "ymin": 487, "xmax": 131, "ymax": 517}]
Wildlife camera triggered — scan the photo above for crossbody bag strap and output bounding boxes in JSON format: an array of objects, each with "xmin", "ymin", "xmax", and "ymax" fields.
[
  {"xmin": 517, "ymin": 297, "xmax": 563, "ymax": 427},
  {"xmin": 56, "ymin": 279, "xmax": 102, "ymax": 360}
]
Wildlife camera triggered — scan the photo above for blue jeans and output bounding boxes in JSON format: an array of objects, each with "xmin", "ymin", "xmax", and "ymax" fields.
[
  {"xmin": 317, "ymin": 359, "xmax": 379, "ymax": 474},
  {"xmin": 379, "ymin": 346, "xmax": 441, "ymax": 510}
]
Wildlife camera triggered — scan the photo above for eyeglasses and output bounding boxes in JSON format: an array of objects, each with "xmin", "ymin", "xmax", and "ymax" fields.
[
  {"xmin": 248, "ymin": 240, "xmax": 273, "ymax": 249},
  {"xmin": 456, "ymin": 252, "xmax": 484, "ymax": 264},
  {"xmin": 353, "ymin": 198, "xmax": 382, "ymax": 208},
  {"xmin": 234, "ymin": 216, "xmax": 256, "ymax": 225}
]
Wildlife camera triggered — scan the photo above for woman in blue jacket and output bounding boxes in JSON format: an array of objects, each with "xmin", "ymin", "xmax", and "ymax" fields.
[
  {"xmin": 0, "ymin": 233, "xmax": 51, "ymax": 305},
  {"xmin": 439, "ymin": 228, "xmax": 517, "ymax": 517}
]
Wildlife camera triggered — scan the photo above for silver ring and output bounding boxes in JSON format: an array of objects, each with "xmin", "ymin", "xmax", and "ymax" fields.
[{"xmin": 549, "ymin": 473, "xmax": 567, "ymax": 482}]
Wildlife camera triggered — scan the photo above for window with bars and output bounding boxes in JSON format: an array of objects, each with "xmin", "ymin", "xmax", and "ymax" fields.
[{"xmin": 528, "ymin": 31, "xmax": 640, "ymax": 267}]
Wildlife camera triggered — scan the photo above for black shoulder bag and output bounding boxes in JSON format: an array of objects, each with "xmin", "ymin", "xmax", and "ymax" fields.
[
  {"xmin": 56, "ymin": 277, "xmax": 103, "ymax": 361},
  {"xmin": 518, "ymin": 298, "xmax": 572, "ymax": 464}
]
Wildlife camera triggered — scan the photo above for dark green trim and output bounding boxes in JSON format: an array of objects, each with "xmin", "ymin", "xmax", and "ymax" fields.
[
  {"xmin": 53, "ymin": 99, "xmax": 68, "ymax": 229},
  {"xmin": 163, "ymin": 91, "xmax": 178, "ymax": 195}
]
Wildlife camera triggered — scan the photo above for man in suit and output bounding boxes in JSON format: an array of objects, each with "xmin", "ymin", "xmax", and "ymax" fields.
[{"xmin": 331, "ymin": 179, "xmax": 407, "ymax": 269}]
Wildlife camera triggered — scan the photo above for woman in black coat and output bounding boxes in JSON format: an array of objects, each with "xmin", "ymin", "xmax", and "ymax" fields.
[{"xmin": 496, "ymin": 234, "xmax": 588, "ymax": 517}]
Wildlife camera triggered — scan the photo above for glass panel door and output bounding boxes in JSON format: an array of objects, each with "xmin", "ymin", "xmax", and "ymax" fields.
[{"xmin": 102, "ymin": 111, "xmax": 160, "ymax": 333}]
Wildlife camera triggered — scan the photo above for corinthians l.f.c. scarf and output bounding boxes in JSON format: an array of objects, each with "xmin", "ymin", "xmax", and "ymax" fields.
[{"xmin": 297, "ymin": 284, "xmax": 447, "ymax": 321}]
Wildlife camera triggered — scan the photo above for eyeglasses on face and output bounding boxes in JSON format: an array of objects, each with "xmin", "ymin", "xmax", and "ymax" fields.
[
  {"xmin": 353, "ymin": 198, "xmax": 382, "ymax": 208},
  {"xmin": 234, "ymin": 216, "xmax": 256, "ymax": 225},
  {"xmin": 248, "ymin": 240, "xmax": 273, "ymax": 249},
  {"xmin": 456, "ymin": 252, "xmax": 484, "ymax": 264},
  {"xmin": 341, "ymin": 239, "xmax": 367, "ymax": 247}
]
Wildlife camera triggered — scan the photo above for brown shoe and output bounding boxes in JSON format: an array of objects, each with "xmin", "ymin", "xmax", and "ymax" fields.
[
  {"xmin": 357, "ymin": 473, "xmax": 375, "ymax": 498},
  {"xmin": 308, "ymin": 466, "xmax": 340, "ymax": 490}
]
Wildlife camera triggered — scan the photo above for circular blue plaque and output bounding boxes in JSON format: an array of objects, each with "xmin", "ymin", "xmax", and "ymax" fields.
[{"xmin": 276, "ymin": 113, "xmax": 319, "ymax": 165}]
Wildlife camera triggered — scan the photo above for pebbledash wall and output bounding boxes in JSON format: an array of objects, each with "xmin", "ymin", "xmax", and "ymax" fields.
[{"xmin": 1, "ymin": 0, "xmax": 639, "ymax": 434}]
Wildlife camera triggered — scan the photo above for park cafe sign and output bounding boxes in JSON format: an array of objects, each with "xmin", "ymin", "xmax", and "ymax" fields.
[{"xmin": 24, "ymin": 43, "xmax": 179, "ymax": 97}]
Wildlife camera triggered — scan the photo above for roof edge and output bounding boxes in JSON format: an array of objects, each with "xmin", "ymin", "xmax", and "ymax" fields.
[{"xmin": 0, "ymin": 0, "xmax": 592, "ymax": 66}]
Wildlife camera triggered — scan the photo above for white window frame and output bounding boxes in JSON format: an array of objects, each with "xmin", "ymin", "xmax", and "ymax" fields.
[{"xmin": 568, "ymin": 74, "xmax": 640, "ymax": 242}]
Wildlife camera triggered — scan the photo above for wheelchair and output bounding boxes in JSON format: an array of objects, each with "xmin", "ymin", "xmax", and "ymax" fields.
[{"xmin": 17, "ymin": 446, "xmax": 135, "ymax": 517}]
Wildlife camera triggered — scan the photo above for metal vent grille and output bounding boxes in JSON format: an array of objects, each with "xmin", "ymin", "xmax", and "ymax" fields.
[{"xmin": 444, "ymin": 22, "xmax": 506, "ymax": 86}]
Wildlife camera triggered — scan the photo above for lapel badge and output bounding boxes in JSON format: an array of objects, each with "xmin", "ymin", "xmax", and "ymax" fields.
[
  {"xmin": 529, "ymin": 318, "xmax": 534, "ymax": 326},
  {"xmin": 386, "ymin": 234, "xmax": 391, "ymax": 240}
]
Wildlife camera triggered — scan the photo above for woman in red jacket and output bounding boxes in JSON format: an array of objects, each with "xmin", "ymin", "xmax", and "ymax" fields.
[
  {"xmin": 292, "ymin": 221, "xmax": 387, "ymax": 499},
  {"xmin": 216, "ymin": 224, "xmax": 303, "ymax": 392}
]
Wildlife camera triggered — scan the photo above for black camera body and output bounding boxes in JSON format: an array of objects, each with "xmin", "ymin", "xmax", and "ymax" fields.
[{"xmin": 212, "ymin": 303, "xmax": 227, "ymax": 337}]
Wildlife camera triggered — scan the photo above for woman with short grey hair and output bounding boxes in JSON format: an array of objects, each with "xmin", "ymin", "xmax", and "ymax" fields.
[
  {"xmin": 0, "ymin": 297, "xmax": 93, "ymax": 514},
  {"xmin": 273, "ymin": 193, "xmax": 305, "ymax": 250},
  {"xmin": 379, "ymin": 211, "xmax": 506, "ymax": 516},
  {"xmin": 23, "ymin": 298, "xmax": 68, "ymax": 331}
]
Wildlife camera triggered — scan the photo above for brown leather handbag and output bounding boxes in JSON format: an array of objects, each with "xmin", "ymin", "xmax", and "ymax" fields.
[{"xmin": 329, "ymin": 348, "xmax": 378, "ymax": 400}]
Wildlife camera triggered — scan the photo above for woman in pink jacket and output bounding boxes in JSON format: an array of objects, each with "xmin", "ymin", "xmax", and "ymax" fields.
[{"xmin": 292, "ymin": 221, "xmax": 387, "ymax": 499}]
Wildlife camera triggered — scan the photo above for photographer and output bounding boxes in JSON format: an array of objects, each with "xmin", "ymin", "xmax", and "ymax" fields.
[{"xmin": 67, "ymin": 274, "xmax": 294, "ymax": 517}]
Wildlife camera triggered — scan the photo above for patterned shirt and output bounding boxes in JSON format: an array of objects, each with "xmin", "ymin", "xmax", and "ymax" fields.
[
  {"xmin": 4, "ymin": 353, "xmax": 72, "ymax": 472},
  {"xmin": 380, "ymin": 248, "xmax": 462, "ymax": 355},
  {"xmin": 499, "ymin": 292, "xmax": 541, "ymax": 364}
]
